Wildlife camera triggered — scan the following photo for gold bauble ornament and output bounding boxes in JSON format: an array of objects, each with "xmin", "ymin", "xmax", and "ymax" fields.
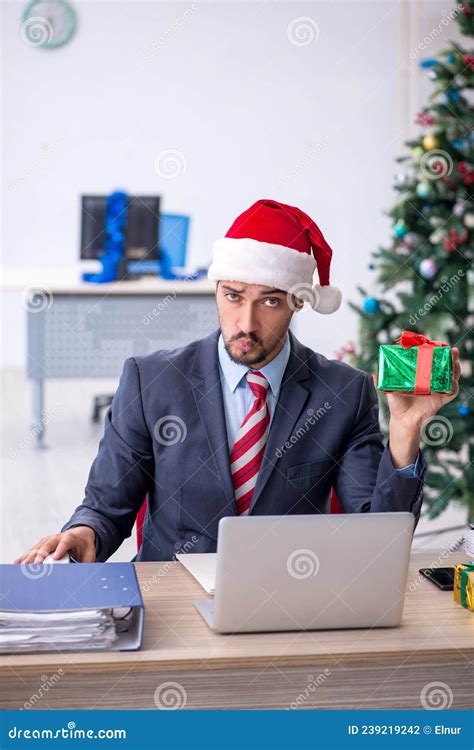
[{"xmin": 422, "ymin": 134, "xmax": 440, "ymax": 151}]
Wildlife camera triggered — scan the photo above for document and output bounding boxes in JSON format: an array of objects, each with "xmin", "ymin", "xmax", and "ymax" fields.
[
  {"xmin": 176, "ymin": 553, "xmax": 217, "ymax": 594},
  {"xmin": 0, "ymin": 609, "xmax": 118, "ymax": 652}
]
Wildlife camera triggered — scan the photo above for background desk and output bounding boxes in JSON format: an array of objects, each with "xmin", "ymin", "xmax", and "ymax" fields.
[
  {"xmin": 1, "ymin": 551, "xmax": 473, "ymax": 710},
  {"xmin": 3, "ymin": 267, "xmax": 217, "ymax": 445}
]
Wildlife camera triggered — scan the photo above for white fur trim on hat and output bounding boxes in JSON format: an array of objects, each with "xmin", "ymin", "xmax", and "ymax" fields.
[
  {"xmin": 208, "ymin": 237, "xmax": 316, "ymax": 290},
  {"xmin": 208, "ymin": 237, "xmax": 342, "ymax": 314}
]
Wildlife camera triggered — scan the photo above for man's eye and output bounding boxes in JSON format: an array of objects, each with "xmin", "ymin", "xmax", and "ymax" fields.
[
  {"xmin": 226, "ymin": 293, "xmax": 240, "ymax": 302},
  {"xmin": 264, "ymin": 298, "xmax": 280, "ymax": 307}
]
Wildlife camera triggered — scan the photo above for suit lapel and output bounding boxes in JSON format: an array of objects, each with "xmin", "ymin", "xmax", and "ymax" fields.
[{"xmin": 190, "ymin": 330, "xmax": 237, "ymax": 516}]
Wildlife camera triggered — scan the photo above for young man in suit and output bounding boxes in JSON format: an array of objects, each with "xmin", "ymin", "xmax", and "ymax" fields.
[{"xmin": 15, "ymin": 199, "xmax": 459, "ymax": 563}]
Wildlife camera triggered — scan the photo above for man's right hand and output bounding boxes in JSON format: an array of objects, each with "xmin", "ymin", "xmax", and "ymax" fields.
[{"xmin": 13, "ymin": 526, "xmax": 97, "ymax": 564}]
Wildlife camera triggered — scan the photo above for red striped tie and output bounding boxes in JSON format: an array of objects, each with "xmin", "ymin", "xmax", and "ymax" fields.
[{"xmin": 230, "ymin": 370, "xmax": 270, "ymax": 515}]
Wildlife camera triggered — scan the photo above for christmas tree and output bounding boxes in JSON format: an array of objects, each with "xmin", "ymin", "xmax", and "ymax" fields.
[{"xmin": 349, "ymin": 1, "xmax": 473, "ymax": 523}]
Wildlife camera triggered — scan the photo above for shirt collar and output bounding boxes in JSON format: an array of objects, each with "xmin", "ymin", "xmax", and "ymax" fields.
[{"xmin": 218, "ymin": 332, "xmax": 291, "ymax": 396}]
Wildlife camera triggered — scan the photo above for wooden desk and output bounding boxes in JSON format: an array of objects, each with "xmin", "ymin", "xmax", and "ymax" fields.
[{"xmin": 1, "ymin": 551, "xmax": 473, "ymax": 710}]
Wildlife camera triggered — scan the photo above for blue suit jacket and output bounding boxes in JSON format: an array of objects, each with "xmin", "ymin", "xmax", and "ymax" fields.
[{"xmin": 62, "ymin": 329, "xmax": 425, "ymax": 561}]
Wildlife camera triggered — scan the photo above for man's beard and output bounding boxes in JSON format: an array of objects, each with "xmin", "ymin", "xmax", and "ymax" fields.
[{"xmin": 223, "ymin": 332, "xmax": 272, "ymax": 367}]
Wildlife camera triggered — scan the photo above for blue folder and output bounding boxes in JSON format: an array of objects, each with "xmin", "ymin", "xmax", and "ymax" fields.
[{"xmin": 0, "ymin": 562, "xmax": 144, "ymax": 651}]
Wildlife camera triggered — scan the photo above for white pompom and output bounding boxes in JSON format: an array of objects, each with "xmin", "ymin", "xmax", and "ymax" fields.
[{"xmin": 312, "ymin": 284, "xmax": 342, "ymax": 314}]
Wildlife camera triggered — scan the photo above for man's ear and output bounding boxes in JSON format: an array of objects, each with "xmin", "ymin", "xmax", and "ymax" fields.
[{"xmin": 291, "ymin": 294, "xmax": 304, "ymax": 311}]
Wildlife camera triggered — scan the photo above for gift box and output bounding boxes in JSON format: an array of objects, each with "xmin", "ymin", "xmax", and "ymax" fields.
[
  {"xmin": 376, "ymin": 331, "xmax": 452, "ymax": 395},
  {"xmin": 453, "ymin": 562, "xmax": 474, "ymax": 607},
  {"xmin": 462, "ymin": 571, "xmax": 474, "ymax": 612}
]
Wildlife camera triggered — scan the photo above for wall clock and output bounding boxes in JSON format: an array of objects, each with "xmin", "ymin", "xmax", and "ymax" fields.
[{"xmin": 21, "ymin": 0, "xmax": 77, "ymax": 49}]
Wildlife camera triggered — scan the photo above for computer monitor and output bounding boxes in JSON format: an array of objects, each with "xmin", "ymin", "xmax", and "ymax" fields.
[{"xmin": 80, "ymin": 195, "xmax": 160, "ymax": 262}]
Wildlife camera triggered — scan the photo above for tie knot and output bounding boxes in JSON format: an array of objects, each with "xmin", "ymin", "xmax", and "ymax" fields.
[{"xmin": 246, "ymin": 370, "xmax": 269, "ymax": 400}]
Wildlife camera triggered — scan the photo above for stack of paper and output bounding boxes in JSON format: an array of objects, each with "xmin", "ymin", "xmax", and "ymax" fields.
[
  {"xmin": 0, "ymin": 609, "xmax": 118, "ymax": 652},
  {"xmin": 0, "ymin": 562, "xmax": 144, "ymax": 653}
]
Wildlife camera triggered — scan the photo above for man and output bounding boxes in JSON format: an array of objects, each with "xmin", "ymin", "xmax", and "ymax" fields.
[{"xmin": 15, "ymin": 199, "xmax": 459, "ymax": 564}]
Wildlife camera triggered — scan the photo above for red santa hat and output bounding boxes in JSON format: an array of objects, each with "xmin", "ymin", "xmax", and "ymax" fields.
[{"xmin": 208, "ymin": 199, "xmax": 342, "ymax": 314}]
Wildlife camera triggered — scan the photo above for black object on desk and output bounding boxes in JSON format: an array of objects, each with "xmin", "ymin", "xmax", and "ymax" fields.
[{"xmin": 419, "ymin": 567, "xmax": 455, "ymax": 591}]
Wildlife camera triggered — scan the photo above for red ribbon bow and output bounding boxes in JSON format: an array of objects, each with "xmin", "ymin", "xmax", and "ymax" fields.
[
  {"xmin": 396, "ymin": 331, "xmax": 447, "ymax": 395},
  {"xmin": 396, "ymin": 331, "xmax": 447, "ymax": 349}
]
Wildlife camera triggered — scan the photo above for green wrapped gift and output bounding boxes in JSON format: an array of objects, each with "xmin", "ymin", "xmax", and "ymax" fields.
[{"xmin": 376, "ymin": 331, "xmax": 452, "ymax": 395}]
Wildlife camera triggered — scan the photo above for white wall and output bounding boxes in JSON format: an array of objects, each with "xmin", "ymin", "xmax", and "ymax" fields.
[{"xmin": 1, "ymin": 0, "xmax": 463, "ymax": 365}]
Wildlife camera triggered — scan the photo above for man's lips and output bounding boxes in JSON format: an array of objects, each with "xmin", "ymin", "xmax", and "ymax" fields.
[{"xmin": 235, "ymin": 338, "xmax": 259, "ymax": 352}]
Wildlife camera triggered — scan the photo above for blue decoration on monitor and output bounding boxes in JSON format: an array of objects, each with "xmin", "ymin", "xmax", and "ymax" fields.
[
  {"xmin": 81, "ymin": 202, "xmax": 208, "ymax": 282},
  {"xmin": 82, "ymin": 191, "xmax": 128, "ymax": 283}
]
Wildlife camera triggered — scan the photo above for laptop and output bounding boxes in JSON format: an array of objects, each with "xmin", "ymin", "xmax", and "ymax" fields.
[{"xmin": 193, "ymin": 512, "xmax": 415, "ymax": 633}]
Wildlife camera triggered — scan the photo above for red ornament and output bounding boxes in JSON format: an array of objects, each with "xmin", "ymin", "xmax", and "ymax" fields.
[
  {"xmin": 458, "ymin": 162, "xmax": 474, "ymax": 185},
  {"xmin": 462, "ymin": 54, "xmax": 474, "ymax": 70},
  {"xmin": 459, "ymin": 3, "xmax": 472, "ymax": 16},
  {"xmin": 444, "ymin": 227, "xmax": 468, "ymax": 252},
  {"xmin": 415, "ymin": 111, "xmax": 435, "ymax": 127}
]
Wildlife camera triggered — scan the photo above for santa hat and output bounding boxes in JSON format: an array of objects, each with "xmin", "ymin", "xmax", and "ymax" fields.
[{"xmin": 208, "ymin": 199, "xmax": 342, "ymax": 314}]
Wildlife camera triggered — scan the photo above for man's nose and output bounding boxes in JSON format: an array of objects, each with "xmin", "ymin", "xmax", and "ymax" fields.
[{"xmin": 238, "ymin": 304, "xmax": 259, "ymax": 335}]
